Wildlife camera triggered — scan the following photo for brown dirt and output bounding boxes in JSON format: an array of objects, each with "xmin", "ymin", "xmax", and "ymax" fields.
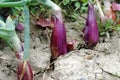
[{"xmin": 0, "ymin": 16, "xmax": 120, "ymax": 80}]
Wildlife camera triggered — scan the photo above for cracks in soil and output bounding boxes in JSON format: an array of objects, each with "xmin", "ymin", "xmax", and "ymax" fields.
[
  {"xmin": 103, "ymin": 69, "xmax": 120, "ymax": 78},
  {"xmin": 6, "ymin": 64, "xmax": 16, "ymax": 73},
  {"xmin": 34, "ymin": 70, "xmax": 45, "ymax": 77},
  {"xmin": 117, "ymin": 52, "xmax": 120, "ymax": 62}
]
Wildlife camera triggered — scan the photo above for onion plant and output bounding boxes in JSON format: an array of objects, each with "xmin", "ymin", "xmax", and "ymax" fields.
[
  {"xmin": 0, "ymin": 0, "xmax": 69, "ymax": 79},
  {"xmin": 0, "ymin": 16, "xmax": 33, "ymax": 80},
  {"xmin": 83, "ymin": 1, "xmax": 99, "ymax": 48},
  {"xmin": 42, "ymin": 0, "xmax": 68, "ymax": 59},
  {"xmin": 0, "ymin": 0, "xmax": 32, "ymax": 80}
]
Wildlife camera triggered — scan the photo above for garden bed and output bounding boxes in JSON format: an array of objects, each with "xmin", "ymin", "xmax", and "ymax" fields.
[{"xmin": 0, "ymin": 16, "xmax": 120, "ymax": 80}]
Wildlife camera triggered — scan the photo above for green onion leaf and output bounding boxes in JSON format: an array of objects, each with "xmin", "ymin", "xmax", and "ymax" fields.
[{"xmin": 23, "ymin": 6, "xmax": 30, "ymax": 61}]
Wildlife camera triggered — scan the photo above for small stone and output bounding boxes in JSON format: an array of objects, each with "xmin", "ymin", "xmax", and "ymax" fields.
[
  {"xmin": 34, "ymin": 37, "xmax": 41, "ymax": 48},
  {"xmin": 86, "ymin": 55, "xmax": 93, "ymax": 60},
  {"xmin": 96, "ymin": 74, "xmax": 103, "ymax": 80},
  {"xmin": 80, "ymin": 77, "xmax": 86, "ymax": 80}
]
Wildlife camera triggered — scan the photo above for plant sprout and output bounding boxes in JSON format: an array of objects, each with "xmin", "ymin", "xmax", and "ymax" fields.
[
  {"xmin": 0, "ymin": 0, "xmax": 32, "ymax": 80},
  {"xmin": 0, "ymin": 16, "xmax": 33, "ymax": 80},
  {"xmin": 83, "ymin": 1, "xmax": 99, "ymax": 48},
  {"xmin": 0, "ymin": 0, "xmax": 69, "ymax": 79}
]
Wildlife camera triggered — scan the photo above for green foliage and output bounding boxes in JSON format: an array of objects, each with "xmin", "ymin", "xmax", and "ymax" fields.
[
  {"xmin": 0, "ymin": 16, "xmax": 21, "ymax": 52},
  {"xmin": 98, "ymin": 11, "xmax": 120, "ymax": 37},
  {"xmin": 23, "ymin": 6, "xmax": 30, "ymax": 61},
  {"xmin": 99, "ymin": 19, "xmax": 114, "ymax": 36},
  {"xmin": 12, "ymin": 7, "xmax": 24, "ymax": 23},
  {"xmin": 52, "ymin": 0, "xmax": 88, "ymax": 21},
  {"xmin": 24, "ymin": 0, "xmax": 88, "ymax": 21},
  {"xmin": 80, "ymin": 2, "xmax": 88, "ymax": 13},
  {"xmin": 0, "ymin": 0, "xmax": 31, "ymax": 61},
  {"xmin": 63, "ymin": 0, "xmax": 70, "ymax": 5},
  {"xmin": 98, "ymin": 19, "xmax": 120, "ymax": 37},
  {"xmin": 81, "ymin": 0, "xmax": 88, "ymax": 3},
  {"xmin": 29, "ymin": 2, "xmax": 51, "ymax": 18}
]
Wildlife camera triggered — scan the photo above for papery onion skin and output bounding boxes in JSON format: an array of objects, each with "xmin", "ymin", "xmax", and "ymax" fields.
[{"xmin": 17, "ymin": 61, "xmax": 33, "ymax": 80}]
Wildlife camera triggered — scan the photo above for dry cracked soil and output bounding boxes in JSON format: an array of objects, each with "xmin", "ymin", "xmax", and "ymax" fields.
[{"xmin": 0, "ymin": 16, "xmax": 120, "ymax": 80}]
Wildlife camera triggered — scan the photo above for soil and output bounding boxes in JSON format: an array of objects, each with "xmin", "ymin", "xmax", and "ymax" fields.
[{"xmin": 0, "ymin": 15, "xmax": 120, "ymax": 80}]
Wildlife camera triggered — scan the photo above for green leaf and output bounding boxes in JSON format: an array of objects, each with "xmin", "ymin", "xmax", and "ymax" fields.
[
  {"xmin": 82, "ymin": 2, "xmax": 88, "ymax": 6},
  {"xmin": 81, "ymin": 0, "xmax": 87, "ymax": 3},
  {"xmin": 80, "ymin": 6, "xmax": 87, "ymax": 13},
  {"xmin": 75, "ymin": 2, "xmax": 80, "ymax": 10},
  {"xmin": 0, "ymin": 17, "xmax": 21, "ymax": 52},
  {"xmin": 39, "ymin": 0, "xmax": 47, "ymax": 3},
  {"xmin": 0, "ymin": 27, "xmax": 14, "ymax": 40},
  {"xmin": 0, "ymin": 19, "xmax": 5, "ymax": 27},
  {"xmin": 71, "ymin": 13, "xmax": 78, "ymax": 19},
  {"xmin": 23, "ymin": 6, "xmax": 30, "ymax": 61},
  {"xmin": 63, "ymin": 0, "xmax": 70, "ymax": 5},
  {"xmin": 71, "ymin": 0, "xmax": 77, "ymax": 1},
  {"xmin": 14, "ymin": 7, "xmax": 23, "ymax": 11},
  {"xmin": 6, "ymin": 16, "xmax": 15, "ymax": 30}
]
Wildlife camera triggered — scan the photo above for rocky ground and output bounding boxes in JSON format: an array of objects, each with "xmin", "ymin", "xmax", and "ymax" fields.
[{"xmin": 0, "ymin": 16, "xmax": 120, "ymax": 80}]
